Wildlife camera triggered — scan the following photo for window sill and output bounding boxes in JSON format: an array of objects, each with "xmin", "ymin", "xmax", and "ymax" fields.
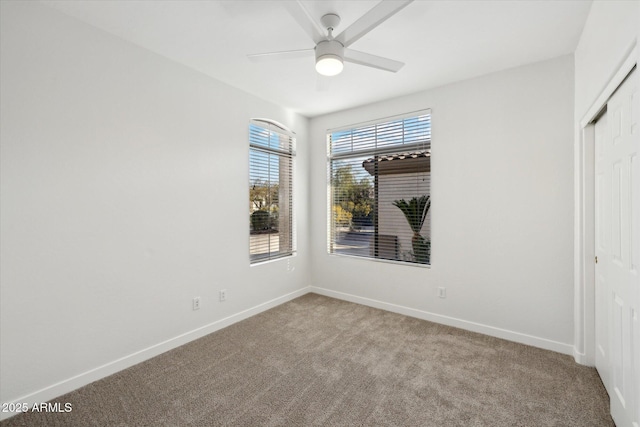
[
  {"xmin": 328, "ymin": 252, "xmax": 431, "ymax": 269},
  {"xmin": 250, "ymin": 253, "xmax": 296, "ymax": 267}
]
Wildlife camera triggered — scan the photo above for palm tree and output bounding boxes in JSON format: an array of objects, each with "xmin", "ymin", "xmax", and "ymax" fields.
[{"xmin": 392, "ymin": 195, "xmax": 431, "ymax": 263}]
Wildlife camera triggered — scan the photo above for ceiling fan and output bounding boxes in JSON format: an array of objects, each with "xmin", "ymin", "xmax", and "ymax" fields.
[{"xmin": 247, "ymin": 0, "xmax": 413, "ymax": 77}]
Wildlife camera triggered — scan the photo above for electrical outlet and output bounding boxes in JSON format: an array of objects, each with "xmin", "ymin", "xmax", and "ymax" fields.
[
  {"xmin": 193, "ymin": 297, "xmax": 201, "ymax": 310},
  {"xmin": 438, "ymin": 287, "xmax": 446, "ymax": 299},
  {"xmin": 219, "ymin": 289, "xmax": 227, "ymax": 302}
]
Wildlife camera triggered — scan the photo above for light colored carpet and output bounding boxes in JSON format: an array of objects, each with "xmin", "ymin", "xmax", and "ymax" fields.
[{"xmin": 1, "ymin": 293, "xmax": 613, "ymax": 426}]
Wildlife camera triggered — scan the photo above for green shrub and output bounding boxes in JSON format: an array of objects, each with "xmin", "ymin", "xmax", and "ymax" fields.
[{"xmin": 251, "ymin": 210, "xmax": 270, "ymax": 231}]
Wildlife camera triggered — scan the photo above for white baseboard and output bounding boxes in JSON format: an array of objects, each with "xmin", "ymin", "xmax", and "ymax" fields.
[
  {"xmin": 573, "ymin": 348, "xmax": 594, "ymax": 367},
  {"xmin": 0, "ymin": 286, "xmax": 310, "ymax": 422},
  {"xmin": 310, "ymin": 286, "xmax": 574, "ymax": 356}
]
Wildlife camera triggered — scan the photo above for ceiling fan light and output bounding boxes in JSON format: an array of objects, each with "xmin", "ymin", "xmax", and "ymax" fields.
[{"xmin": 316, "ymin": 54, "xmax": 344, "ymax": 76}]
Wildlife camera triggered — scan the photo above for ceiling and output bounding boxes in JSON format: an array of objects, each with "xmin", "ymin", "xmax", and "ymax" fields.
[{"xmin": 42, "ymin": 0, "xmax": 592, "ymax": 118}]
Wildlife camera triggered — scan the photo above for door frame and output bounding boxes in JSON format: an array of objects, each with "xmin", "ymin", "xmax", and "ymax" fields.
[{"xmin": 574, "ymin": 40, "xmax": 638, "ymax": 365}]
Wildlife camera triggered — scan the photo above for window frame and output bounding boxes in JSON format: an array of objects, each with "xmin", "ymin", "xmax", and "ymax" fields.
[{"xmin": 327, "ymin": 110, "xmax": 431, "ymax": 267}]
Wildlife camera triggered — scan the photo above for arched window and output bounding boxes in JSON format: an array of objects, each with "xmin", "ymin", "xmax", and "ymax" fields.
[{"xmin": 249, "ymin": 119, "xmax": 296, "ymax": 263}]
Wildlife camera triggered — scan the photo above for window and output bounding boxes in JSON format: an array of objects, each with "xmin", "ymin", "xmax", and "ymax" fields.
[
  {"xmin": 328, "ymin": 110, "xmax": 431, "ymax": 265},
  {"xmin": 249, "ymin": 119, "xmax": 295, "ymax": 263}
]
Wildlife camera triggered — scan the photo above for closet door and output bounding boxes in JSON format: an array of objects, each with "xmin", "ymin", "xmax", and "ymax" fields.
[{"xmin": 595, "ymin": 68, "xmax": 639, "ymax": 427}]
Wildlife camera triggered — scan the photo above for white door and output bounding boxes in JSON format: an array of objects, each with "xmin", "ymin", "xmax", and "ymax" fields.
[{"xmin": 595, "ymin": 67, "xmax": 640, "ymax": 427}]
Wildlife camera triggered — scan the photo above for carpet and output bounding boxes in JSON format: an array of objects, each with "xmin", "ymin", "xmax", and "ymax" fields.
[{"xmin": 1, "ymin": 293, "xmax": 613, "ymax": 426}]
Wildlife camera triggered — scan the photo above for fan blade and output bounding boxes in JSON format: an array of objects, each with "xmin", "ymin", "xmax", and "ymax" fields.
[
  {"xmin": 335, "ymin": 0, "xmax": 413, "ymax": 47},
  {"xmin": 282, "ymin": 0, "xmax": 326, "ymax": 44},
  {"xmin": 247, "ymin": 48, "xmax": 314, "ymax": 62},
  {"xmin": 343, "ymin": 48, "xmax": 404, "ymax": 73}
]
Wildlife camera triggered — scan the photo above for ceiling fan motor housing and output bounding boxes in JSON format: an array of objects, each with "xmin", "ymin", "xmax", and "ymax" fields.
[
  {"xmin": 316, "ymin": 40, "xmax": 344, "ymax": 60},
  {"xmin": 315, "ymin": 39, "xmax": 345, "ymax": 75}
]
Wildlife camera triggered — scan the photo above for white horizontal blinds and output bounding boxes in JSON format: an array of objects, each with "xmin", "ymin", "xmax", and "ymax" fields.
[
  {"xmin": 249, "ymin": 120, "xmax": 295, "ymax": 263},
  {"xmin": 330, "ymin": 112, "xmax": 431, "ymax": 158},
  {"xmin": 329, "ymin": 111, "xmax": 431, "ymax": 265}
]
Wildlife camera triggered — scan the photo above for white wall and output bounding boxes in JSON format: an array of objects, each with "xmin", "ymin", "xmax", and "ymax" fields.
[
  {"xmin": 309, "ymin": 55, "xmax": 575, "ymax": 353},
  {"xmin": 575, "ymin": 0, "xmax": 640, "ymax": 121},
  {"xmin": 0, "ymin": 1, "xmax": 309, "ymax": 414}
]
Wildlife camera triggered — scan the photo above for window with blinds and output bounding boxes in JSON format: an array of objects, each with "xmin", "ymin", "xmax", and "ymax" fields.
[
  {"xmin": 328, "ymin": 110, "xmax": 431, "ymax": 265},
  {"xmin": 249, "ymin": 119, "xmax": 295, "ymax": 263}
]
